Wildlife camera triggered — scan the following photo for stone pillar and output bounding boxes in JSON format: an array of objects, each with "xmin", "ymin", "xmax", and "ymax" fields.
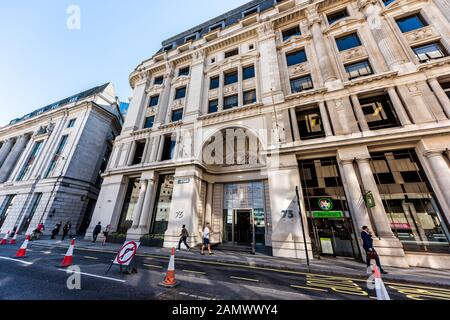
[
  {"xmin": 433, "ymin": 0, "xmax": 450, "ymax": 22},
  {"xmin": 0, "ymin": 135, "xmax": 30, "ymax": 183},
  {"xmin": 184, "ymin": 50, "xmax": 205, "ymax": 122},
  {"xmin": 306, "ymin": 10, "xmax": 338, "ymax": 83},
  {"xmin": 356, "ymin": 159, "xmax": 396, "ymax": 238},
  {"xmin": 0, "ymin": 139, "xmax": 15, "ymax": 169},
  {"xmin": 425, "ymin": 151, "xmax": 450, "ymax": 220},
  {"xmin": 122, "ymin": 74, "xmax": 149, "ymax": 132},
  {"xmin": 428, "ymin": 78, "xmax": 450, "ymax": 119},
  {"xmin": 387, "ymin": 87, "xmax": 412, "ymax": 126},
  {"xmin": 358, "ymin": 0, "xmax": 409, "ymax": 70},
  {"xmin": 128, "ymin": 179, "xmax": 147, "ymax": 233},
  {"xmin": 350, "ymin": 95, "xmax": 370, "ymax": 132},
  {"xmin": 289, "ymin": 108, "xmax": 301, "ymax": 141},
  {"xmin": 319, "ymin": 101, "xmax": 333, "ymax": 137},
  {"xmin": 257, "ymin": 20, "xmax": 284, "ymax": 104},
  {"xmin": 137, "ymin": 177, "xmax": 156, "ymax": 232},
  {"xmin": 155, "ymin": 64, "xmax": 175, "ymax": 127},
  {"xmin": 205, "ymin": 182, "xmax": 213, "ymax": 226},
  {"xmin": 126, "ymin": 141, "xmax": 137, "ymax": 166}
]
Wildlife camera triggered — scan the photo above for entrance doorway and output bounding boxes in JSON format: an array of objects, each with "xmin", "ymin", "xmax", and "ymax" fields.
[{"xmin": 224, "ymin": 209, "xmax": 255, "ymax": 253}]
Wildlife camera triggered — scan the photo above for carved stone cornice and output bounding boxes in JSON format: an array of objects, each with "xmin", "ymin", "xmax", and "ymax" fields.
[
  {"xmin": 357, "ymin": 0, "xmax": 379, "ymax": 11},
  {"xmin": 285, "ymin": 87, "xmax": 328, "ymax": 100},
  {"xmin": 343, "ymin": 71, "xmax": 398, "ymax": 87}
]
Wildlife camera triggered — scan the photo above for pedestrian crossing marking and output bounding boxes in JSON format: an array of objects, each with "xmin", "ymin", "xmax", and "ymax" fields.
[{"xmin": 306, "ymin": 275, "xmax": 369, "ymax": 296}]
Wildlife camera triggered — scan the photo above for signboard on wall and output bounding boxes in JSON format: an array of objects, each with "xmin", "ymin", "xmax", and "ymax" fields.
[
  {"xmin": 320, "ymin": 238, "xmax": 334, "ymax": 255},
  {"xmin": 313, "ymin": 211, "xmax": 344, "ymax": 219}
]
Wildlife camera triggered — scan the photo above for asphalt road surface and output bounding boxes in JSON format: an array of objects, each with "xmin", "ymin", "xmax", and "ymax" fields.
[{"xmin": 1, "ymin": 242, "xmax": 449, "ymax": 300}]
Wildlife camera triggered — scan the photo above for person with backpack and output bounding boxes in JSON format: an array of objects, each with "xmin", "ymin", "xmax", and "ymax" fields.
[
  {"xmin": 61, "ymin": 221, "xmax": 71, "ymax": 241},
  {"xmin": 51, "ymin": 222, "xmax": 62, "ymax": 240}
]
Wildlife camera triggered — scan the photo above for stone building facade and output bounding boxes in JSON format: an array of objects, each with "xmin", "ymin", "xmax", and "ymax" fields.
[
  {"xmin": 0, "ymin": 83, "xmax": 122, "ymax": 236},
  {"xmin": 86, "ymin": 0, "xmax": 450, "ymax": 269}
]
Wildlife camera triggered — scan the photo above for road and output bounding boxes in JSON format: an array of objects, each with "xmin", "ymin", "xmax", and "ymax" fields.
[{"xmin": 0, "ymin": 242, "xmax": 449, "ymax": 300}]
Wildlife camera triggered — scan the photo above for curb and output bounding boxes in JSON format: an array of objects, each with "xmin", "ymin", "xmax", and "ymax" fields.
[{"xmin": 27, "ymin": 241, "xmax": 450, "ymax": 288}]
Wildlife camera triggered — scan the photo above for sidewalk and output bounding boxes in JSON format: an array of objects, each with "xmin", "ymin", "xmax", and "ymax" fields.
[{"xmin": 22, "ymin": 235, "xmax": 450, "ymax": 287}]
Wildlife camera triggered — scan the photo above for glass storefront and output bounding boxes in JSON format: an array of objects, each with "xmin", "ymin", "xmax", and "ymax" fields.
[
  {"xmin": 117, "ymin": 178, "xmax": 141, "ymax": 234},
  {"xmin": 150, "ymin": 175, "xmax": 174, "ymax": 235},
  {"xmin": 299, "ymin": 158, "xmax": 360, "ymax": 258},
  {"xmin": 223, "ymin": 182, "xmax": 266, "ymax": 249},
  {"xmin": 370, "ymin": 150, "xmax": 450, "ymax": 253}
]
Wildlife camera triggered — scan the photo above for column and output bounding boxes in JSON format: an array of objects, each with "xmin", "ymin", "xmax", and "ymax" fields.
[
  {"xmin": 319, "ymin": 101, "xmax": 333, "ymax": 137},
  {"xmin": 122, "ymin": 74, "xmax": 149, "ymax": 132},
  {"xmin": 428, "ymin": 78, "xmax": 450, "ymax": 119},
  {"xmin": 289, "ymin": 108, "xmax": 301, "ymax": 141},
  {"xmin": 306, "ymin": 6, "xmax": 337, "ymax": 83},
  {"xmin": 350, "ymin": 95, "xmax": 370, "ymax": 132},
  {"xmin": 387, "ymin": 87, "xmax": 412, "ymax": 126},
  {"xmin": 0, "ymin": 135, "xmax": 30, "ymax": 183},
  {"xmin": 0, "ymin": 139, "xmax": 15, "ymax": 169},
  {"xmin": 126, "ymin": 141, "xmax": 137, "ymax": 166},
  {"xmin": 129, "ymin": 179, "xmax": 148, "ymax": 229},
  {"xmin": 339, "ymin": 160, "xmax": 373, "ymax": 230},
  {"xmin": 358, "ymin": 0, "xmax": 409, "ymax": 69},
  {"xmin": 425, "ymin": 151, "xmax": 450, "ymax": 217},
  {"xmin": 205, "ymin": 182, "xmax": 213, "ymax": 226},
  {"xmin": 155, "ymin": 64, "xmax": 175, "ymax": 127},
  {"xmin": 356, "ymin": 159, "xmax": 395, "ymax": 237},
  {"xmin": 138, "ymin": 178, "xmax": 155, "ymax": 230},
  {"xmin": 434, "ymin": 0, "xmax": 450, "ymax": 22},
  {"xmin": 184, "ymin": 50, "xmax": 206, "ymax": 122}
]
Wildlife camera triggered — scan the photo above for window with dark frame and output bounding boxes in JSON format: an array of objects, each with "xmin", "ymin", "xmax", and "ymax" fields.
[
  {"xmin": 282, "ymin": 25, "xmax": 301, "ymax": 41},
  {"xmin": 359, "ymin": 94, "xmax": 400, "ymax": 130},
  {"xmin": 396, "ymin": 13, "xmax": 428, "ymax": 33},
  {"xmin": 175, "ymin": 87, "xmax": 186, "ymax": 100},
  {"xmin": 224, "ymin": 70, "xmax": 238, "ymax": 85},
  {"xmin": 67, "ymin": 119, "xmax": 76, "ymax": 128},
  {"xmin": 210, "ymin": 76, "xmax": 220, "ymax": 90},
  {"xmin": 161, "ymin": 136, "xmax": 176, "ymax": 161},
  {"xmin": 154, "ymin": 76, "xmax": 164, "ymax": 85},
  {"xmin": 243, "ymin": 90, "xmax": 257, "ymax": 105},
  {"xmin": 290, "ymin": 75, "xmax": 314, "ymax": 93},
  {"xmin": 208, "ymin": 99, "xmax": 219, "ymax": 113},
  {"xmin": 286, "ymin": 49, "xmax": 307, "ymax": 66},
  {"xmin": 223, "ymin": 95, "xmax": 238, "ymax": 110},
  {"xmin": 171, "ymin": 109, "xmax": 183, "ymax": 122},
  {"xmin": 209, "ymin": 21, "xmax": 225, "ymax": 32},
  {"xmin": 44, "ymin": 135, "xmax": 69, "ymax": 178},
  {"xmin": 243, "ymin": 65, "xmax": 255, "ymax": 80},
  {"xmin": 327, "ymin": 9, "xmax": 349, "ymax": 24},
  {"xmin": 412, "ymin": 42, "xmax": 448, "ymax": 63},
  {"xmin": 178, "ymin": 66, "xmax": 190, "ymax": 76},
  {"xmin": 225, "ymin": 48, "xmax": 239, "ymax": 58},
  {"xmin": 242, "ymin": 6, "xmax": 259, "ymax": 17},
  {"xmin": 345, "ymin": 60, "xmax": 373, "ymax": 80},
  {"xmin": 17, "ymin": 140, "xmax": 44, "ymax": 181},
  {"xmin": 335, "ymin": 33, "xmax": 361, "ymax": 51},
  {"xmin": 296, "ymin": 107, "xmax": 326, "ymax": 140},
  {"xmin": 144, "ymin": 116, "xmax": 155, "ymax": 129},
  {"xmin": 382, "ymin": 0, "xmax": 396, "ymax": 6},
  {"xmin": 442, "ymin": 82, "xmax": 450, "ymax": 99},
  {"xmin": 149, "ymin": 95, "xmax": 159, "ymax": 107},
  {"xmin": 132, "ymin": 141, "xmax": 146, "ymax": 165}
]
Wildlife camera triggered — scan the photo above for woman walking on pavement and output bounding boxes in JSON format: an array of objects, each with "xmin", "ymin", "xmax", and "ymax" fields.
[
  {"xmin": 102, "ymin": 224, "xmax": 111, "ymax": 246},
  {"xmin": 61, "ymin": 221, "xmax": 72, "ymax": 241},
  {"xmin": 177, "ymin": 225, "xmax": 191, "ymax": 252}
]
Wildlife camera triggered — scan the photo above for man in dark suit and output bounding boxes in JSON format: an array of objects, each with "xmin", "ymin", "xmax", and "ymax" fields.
[{"xmin": 361, "ymin": 226, "xmax": 388, "ymax": 274}]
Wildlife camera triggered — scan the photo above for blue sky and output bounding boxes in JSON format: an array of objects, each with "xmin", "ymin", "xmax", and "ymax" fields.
[{"xmin": 0, "ymin": 0, "xmax": 248, "ymax": 126}]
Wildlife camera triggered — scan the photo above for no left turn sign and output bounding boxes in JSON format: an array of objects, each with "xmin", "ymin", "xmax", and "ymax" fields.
[{"xmin": 113, "ymin": 241, "xmax": 141, "ymax": 266}]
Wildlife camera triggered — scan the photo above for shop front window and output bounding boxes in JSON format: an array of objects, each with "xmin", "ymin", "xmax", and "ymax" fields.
[
  {"xmin": 151, "ymin": 175, "xmax": 175, "ymax": 235},
  {"xmin": 117, "ymin": 178, "xmax": 141, "ymax": 234},
  {"xmin": 299, "ymin": 158, "xmax": 360, "ymax": 258},
  {"xmin": 370, "ymin": 150, "xmax": 450, "ymax": 253}
]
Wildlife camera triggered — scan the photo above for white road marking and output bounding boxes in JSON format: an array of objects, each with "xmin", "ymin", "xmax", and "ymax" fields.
[
  {"xmin": 57, "ymin": 269, "xmax": 126, "ymax": 283},
  {"xmin": 0, "ymin": 256, "xmax": 33, "ymax": 265},
  {"xmin": 230, "ymin": 276, "xmax": 259, "ymax": 282}
]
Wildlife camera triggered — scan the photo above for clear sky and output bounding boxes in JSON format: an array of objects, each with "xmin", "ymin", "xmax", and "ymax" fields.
[{"xmin": 0, "ymin": 0, "xmax": 249, "ymax": 126}]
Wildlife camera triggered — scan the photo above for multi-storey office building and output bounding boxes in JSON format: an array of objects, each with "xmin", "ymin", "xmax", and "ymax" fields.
[
  {"xmin": 87, "ymin": 0, "xmax": 450, "ymax": 268},
  {"xmin": 0, "ymin": 83, "xmax": 122, "ymax": 236}
]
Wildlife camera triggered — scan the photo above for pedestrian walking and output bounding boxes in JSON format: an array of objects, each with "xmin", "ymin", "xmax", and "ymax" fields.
[
  {"xmin": 177, "ymin": 225, "xmax": 191, "ymax": 252},
  {"xmin": 102, "ymin": 224, "xmax": 111, "ymax": 246},
  {"xmin": 51, "ymin": 222, "xmax": 62, "ymax": 240},
  {"xmin": 201, "ymin": 223, "xmax": 213, "ymax": 255},
  {"xmin": 93, "ymin": 222, "xmax": 102, "ymax": 243},
  {"xmin": 61, "ymin": 221, "xmax": 72, "ymax": 241},
  {"xmin": 361, "ymin": 226, "xmax": 388, "ymax": 274}
]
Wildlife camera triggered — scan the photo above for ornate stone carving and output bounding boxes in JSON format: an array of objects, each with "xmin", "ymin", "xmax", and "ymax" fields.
[
  {"xmin": 192, "ymin": 48, "xmax": 206, "ymax": 63},
  {"xmin": 172, "ymin": 98, "xmax": 185, "ymax": 108},
  {"xmin": 404, "ymin": 26, "xmax": 436, "ymax": 44},
  {"xmin": 341, "ymin": 46, "xmax": 366, "ymax": 63},
  {"xmin": 257, "ymin": 18, "xmax": 274, "ymax": 36},
  {"xmin": 224, "ymin": 84, "xmax": 238, "ymax": 95},
  {"xmin": 289, "ymin": 62, "xmax": 309, "ymax": 76}
]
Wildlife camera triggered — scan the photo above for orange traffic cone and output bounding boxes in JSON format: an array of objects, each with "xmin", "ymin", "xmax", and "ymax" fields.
[
  {"xmin": 1, "ymin": 231, "xmax": 10, "ymax": 245},
  {"xmin": 9, "ymin": 232, "xmax": 17, "ymax": 245},
  {"xmin": 15, "ymin": 235, "xmax": 30, "ymax": 257},
  {"xmin": 60, "ymin": 239, "xmax": 75, "ymax": 268},
  {"xmin": 159, "ymin": 248, "xmax": 178, "ymax": 288},
  {"xmin": 373, "ymin": 265, "xmax": 391, "ymax": 300}
]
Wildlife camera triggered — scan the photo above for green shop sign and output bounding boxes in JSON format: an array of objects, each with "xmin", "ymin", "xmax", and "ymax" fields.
[
  {"xmin": 318, "ymin": 198, "xmax": 333, "ymax": 211},
  {"xmin": 313, "ymin": 211, "xmax": 344, "ymax": 219}
]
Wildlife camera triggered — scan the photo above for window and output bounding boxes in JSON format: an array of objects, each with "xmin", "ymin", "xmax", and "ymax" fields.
[
  {"xmin": 17, "ymin": 141, "xmax": 44, "ymax": 181},
  {"xmin": 412, "ymin": 43, "xmax": 448, "ymax": 63},
  {"xmin": 209, "ymin": 21, "xmax": 225, "ymax": 32},
  {"xmin": 282, "ymin": 26, "xmax": 301, "ymax": 41},
  {"xmin": 44, "ymin": 135, "xmax": 68, "ymax": 178},
  {"xmin": 144, "ymin": 116, "xmax": 154, "ymax": 129},
  {"xmin": 132, "ymin": 141, "xmax": 146, "ymax": 165},
  {"xmin": 117, "ymin": 178, "xmax": 141, "ymax": 233},
  {"xmin": 243, "ymin": 65, "xmax": 255, "ymax": 80},
  {"xmin": 171, "ymin": 109, "xmax": 183, "ymax": 122},
  {"xmin": 296, "ymin": 107, "xmax": 326, "ymax": 140},
  {"xmin": 175, "ymin": 87, "xmax": 186, "ymax": 100},
  {"xmin": 151, "ymin": 175, "xmax": 175, "ymax": 234},
  {"xmin": 249, "ymin": 43, "xmax": 255, "ymax": 50},
  {"xmin": 243, "ymin": 90, "xmax": 256, "ymax": 105},
  {"xmin": 0, "ymin": 195, "xmax": 16, "ymax": 229},
  {"xmin": 336, "ymin": 33, "xmax": 361, "ymax": 51},
  {"xmin": 154, "ymin": 76, "xmax": 164, "ymax": 85},
  {"xmin": 224, "ymin": 71, "xmax": 238, "ymax": 85},
  {"xmin": 210, "ymin": 76, "xmax": 220, "ymax": 90},
  {"xmin": 396, "ymin": 14, "xmax": 427, "ymax": 33},
  {"xmin": 242, "ymin": 6, "xmax": 259, "ymax": 17},
  {"xmin": 178, "ymin": 66, "xmax": 190, "ymax": 76},
  {"xmin": 442, "ymin": 82, "xmax": 450, "ymax": 99},
  {"xmin": 290, "ymin": 75, "xmax": 314, "ymax": 93},
  {"xmin": 224, "ymin": 95, "xmax": 239, "ymax": 110},
  {"xmin": 185, "ymin": 32, "xmax": 199, "ymax": 42},
  {"xmin": 345, "ymin": 60, "xmax": 373, "ymax": 80},
  {"xmin": 161, "ymin": 137, "xmax": 176, "ymax": 161},
  {"xmin": 286, "ymin": 49, "xmax": 307, "ymax": 66},
  {"xmin": 163, "ymin": 43, "xmax": 174, "ymax": 52},
  {"xmin": 359, "ymin": 94, "xmax": 400, "ymax": 130},
  {"xmin": 67, "ymin": 119, "xmax": 76, "ymax": 128},
  {"xmin": 149, "ymin": 95, "xmax": 159, "ymax": 107},
  {"xmin": 382, "ymin": 0, "xmax": 396, "ymax": 5},
  {"xmin": 95, "ymin": 145, "xmax": 112, "ymax": 188},
  {"xmin": 225, "ymin": 48, "xmax": 239, "ymax": 58},
  {"xmin": 327, "ymin": 9, "xmax": 349, "ymax": 24},
  {"xmin": 208, "ymin": 99, "xmax": 219, "ymax": 113}
]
